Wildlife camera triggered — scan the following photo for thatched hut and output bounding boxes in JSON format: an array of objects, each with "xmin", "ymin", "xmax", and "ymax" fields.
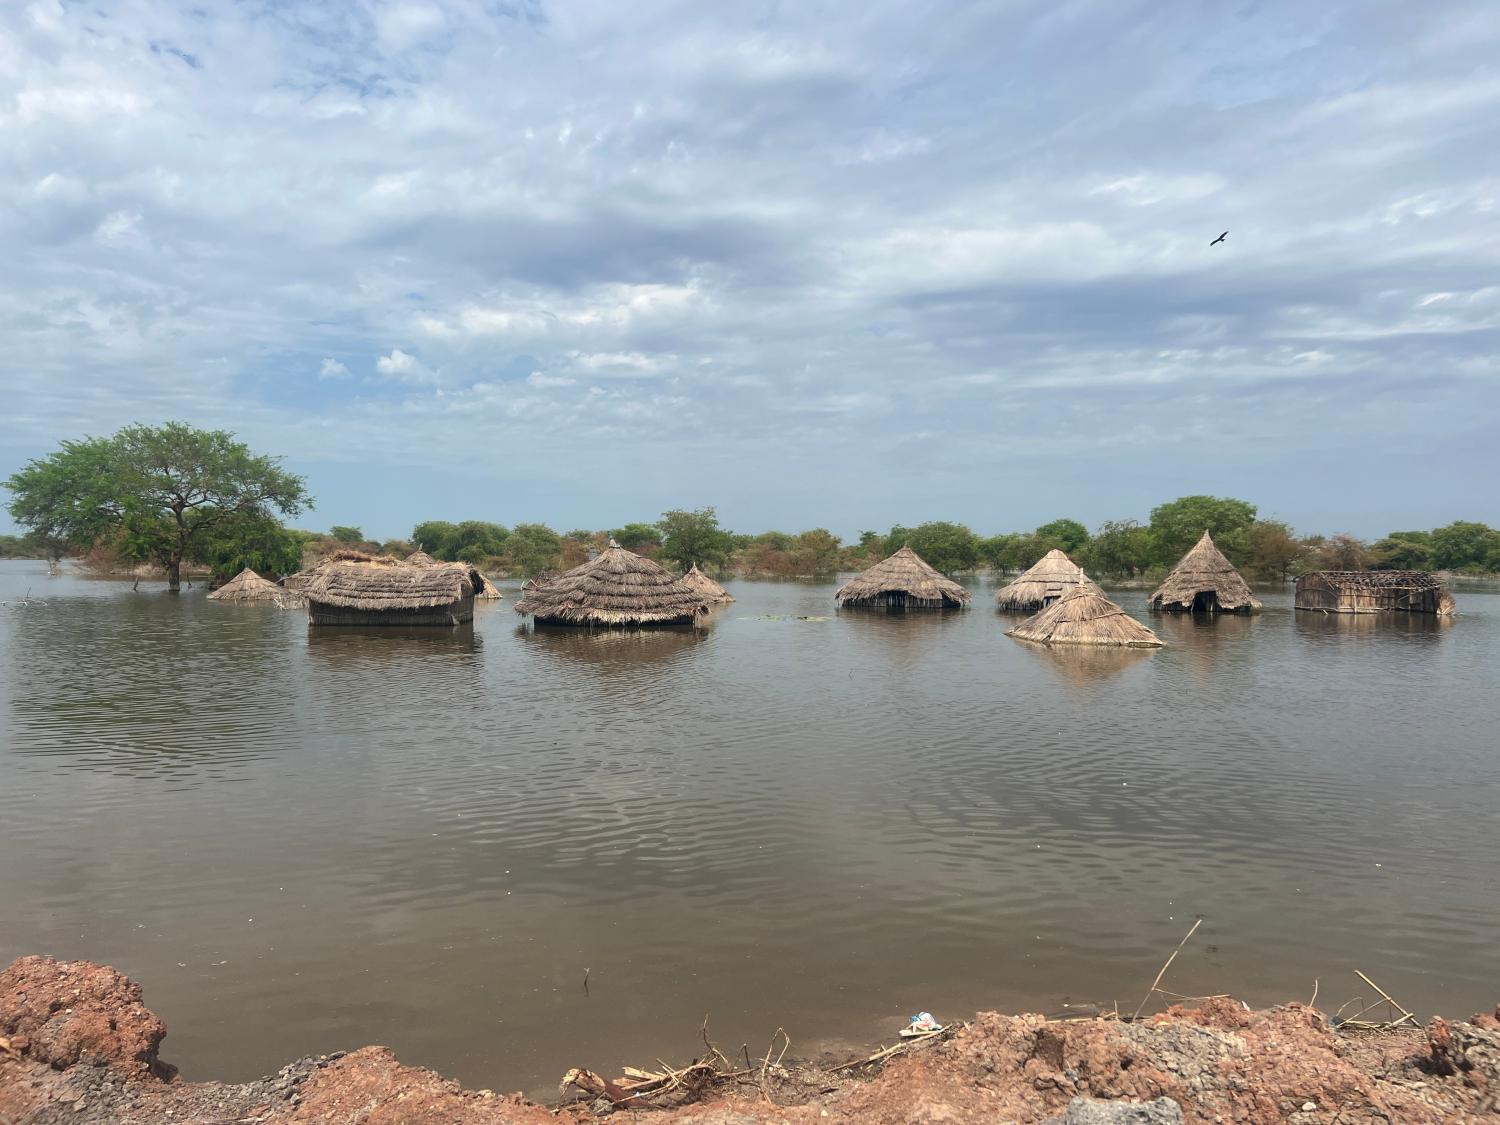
[
  {"xmin": 834, "ymin": 546, "xmax": 970, "ymax": 610},
  {"xmin": 407, "ymin": 549, "xmax": 502, "ymax": 599},
  {"xmin": 1007, "ymin": 586, "xmax": 1163, "ymax": 647},
  {"xmin": 1295, "ymin": 571, "xmax": 1454, "ymax": 615},
  {"xmin": 994, "ymin": 549, "xmax": 1100, "ymax": 611},
  {"xmin": 305, "ymin": 555, "xmax": 481, "ymax": 626},
  {"xmin": 282, "ymin": 549, "xmax": 391, "ymax": 593},
  {"xmin": 681, "ymin": 563, "xmax": 734, "ymax": 604},
  {"xmin": 1149, "ymin": 532, "xmax": 1262, "ymax": 614},
  {"xmin": 208, "ymin": 567, "xmax": 299, "ymax": 604},
  {"xmin": 513, "ymin": 540, "xmax": 710, "ymax": 627}
]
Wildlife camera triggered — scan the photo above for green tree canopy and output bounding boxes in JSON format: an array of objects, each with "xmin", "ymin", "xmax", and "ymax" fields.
[
  {"xmin": 505, "ymin": 523, "xmax": 562, "ymax": 576},
  {"xmin": 888, "ymin": 521, "xmax": 978, "ymax": 573},
  {"xmin": 610, "ymin": 522, "xmax": 662, "ymax": 552},
  {"xmin": 1368, "ymin": 530, "xmax": 1433, "ymax": 571},
  {"xmin": 1148, "ymin": 495, "xmax": 1257, "ymax": 566},
  {"xmin": 1082, "ymin": 520, "xmax": 1153, "ymax": 578},
  {"xmin": 195, "ymin": 511, "xmax": 305, "ymax": 580},
  {"xmin": 1034, "ymin": 518, "xmax": 1090, "ymax": 554},
  {"xmin": 5, "ymin": 422, "xmax": 310, "ymax": 591},
  {"xmin": 656, "ymin": 507, "xmax": 732, "ymax": 569},
  {"xmin": 1246, "ymin": 519, "xmax": 1302, "ymax": 582},
  {"xmin": 411, "ymin": 520, "xmax": 458, "ymax": 557},
  {"xmin": 329, "ymin": 525, "xmax": 365, "ymax": 545},
  {"xmin": 1428, "ymin": 521, "xmax": 1500, "ymax": 572}
]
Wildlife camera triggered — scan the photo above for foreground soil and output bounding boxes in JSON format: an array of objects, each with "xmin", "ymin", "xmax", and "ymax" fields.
[{"xmin": 3, "ymin": 956, "xmax": 1498, "ymax": 1124}]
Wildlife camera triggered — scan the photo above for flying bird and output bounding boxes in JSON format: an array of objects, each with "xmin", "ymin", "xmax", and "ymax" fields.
[{"xmin": 1209, "ymin": 231, "xmax": 1228, "ymax": 246}]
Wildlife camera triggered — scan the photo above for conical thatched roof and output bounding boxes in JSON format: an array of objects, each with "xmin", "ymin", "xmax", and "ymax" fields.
[
  {"xmin": 681, "ymin": 563, "xmax": 734, "ymax": 604},
  {"xmin": 1007, "ymin": 586, "xmax": 1163, "ymax": 647},
  {"xmin": 513, "ymin": 540, "xmax": 710, "ymax": 626},
  {"xmin": 1149, "ymin": 531, "xmax": 1262, "ymax": 613},
  {"xmin": 994, "ymin": 549, "xmax": 1101, "ymax": 611},
  {"xmin": 835, "ymin": 546, "xmax": 971, "ymax": 609},
  {"xmin": 208, "ymin": 567, "xmax": 292, "ymax": 602}
]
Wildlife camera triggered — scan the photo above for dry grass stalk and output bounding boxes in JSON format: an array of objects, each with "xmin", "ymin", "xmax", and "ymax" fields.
[
  {"xmin": 1133, "ymin": 918, "xmax": 1203, "ymax": 1019},
  {"xmin": 994, "ymin": 549, "xmax": 1101, "ymax": 611},
  {"xmin": 1149, "ymin": 531, "xmax": 1262, "ymax": 613},
  {"xmin": 515, "ymin": 540, "xmax": 710, "ymax": 627},
  {"xmin": 1008, "ymin": 586, "xmax": 1164, "ymax": 648},
  {"xmin": 835, "ymin": 546, "xmax": 971, "ymax": 609}
]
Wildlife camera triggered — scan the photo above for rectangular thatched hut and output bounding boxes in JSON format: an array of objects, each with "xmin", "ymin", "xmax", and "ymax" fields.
[
  {"xmin": 305, "ymin": 557, "xmax": 481, "ymax": 626},
  {"xmin": 1294, "ymin": 571, "xmax": 1454, "ymax": 615}
]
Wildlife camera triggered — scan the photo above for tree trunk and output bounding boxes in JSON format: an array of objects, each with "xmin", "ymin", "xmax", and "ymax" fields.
[{"xmin": 167, "ymin": 555, "xmax": 182, "ymax": 593}]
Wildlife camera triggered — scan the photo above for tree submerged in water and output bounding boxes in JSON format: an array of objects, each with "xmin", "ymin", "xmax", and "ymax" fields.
[{"xmin": 4, "ymin": 422, "xmax": 311, "ymax": 591}]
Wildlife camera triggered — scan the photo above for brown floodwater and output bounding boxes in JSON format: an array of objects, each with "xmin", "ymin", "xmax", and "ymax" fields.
[{"xmin": 2, "ymin": 559, "xmax": 1498, "ymax": 1097}]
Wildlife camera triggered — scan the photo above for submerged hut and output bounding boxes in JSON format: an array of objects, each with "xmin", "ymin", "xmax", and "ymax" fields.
[
  {"xmin": 305, "ymin": 555, "xmax": 481, "ymax": 626},
  {"xmin": 1295, "ymin": 571, "xmax": 1454, "ymax": 615},
  {"xmin": 1149, "ymin": 532, "xmax": 1262, "ymax": 614},
  {"xmin": 407, "ymin": 549, "xmax": 502, "ymax": 599},
  {"xmin": 282, "ymin": 549, "xmax": 389, "ymax": 593},
  {"xmin": 834, "ymin": 546, "xmax": 970, "ymax": 610},
  {"xmin": 514, "ymin": 540, "xmax": 710, "ymax": 628},
  {"xmin": 208, "ymin": 567, "xmax": 298, "ymax": 604},
  {"xmin": 681, "ymin": 563, "xmax": 734, "ymax": 605},
  {"xmin": 994, "ymin": 549, "xmax": 1100, "ymax": 611},
  {"xmin": 1007, "ymin": 586, "xmax": 1163, "ymax": 647}
]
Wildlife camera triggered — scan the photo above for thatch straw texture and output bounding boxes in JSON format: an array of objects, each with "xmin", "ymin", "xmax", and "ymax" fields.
[
  {"xmin": 306, "ymin": 558, "xmax": 478, "ymax": 626},
  {"xmin": 681, "ymin": 563, "xmax": 734, "ymax": 604},
  {"xmin": 834, "ymin": 546, "xmax": 971, "ymax": 609},
  {"xmin": 282, "ymin": 549, "xmax": 398, "ymax": 592},
  {"xmin": 513, "ymin": 541, "xmax": 710, "ymax": 626},
  {"xmin": 994, "ymin": 549, "xmax": 1100, "ymax": 611},
  {"xmin": 407, "ymin": 549, "xmax": 502, "ymax": 599},
  {"xmin": 1007, "ymin": 586, "xmax": 1163, "ymax": 647},
  {"xmin": 1149, "ymin": 532, "xmax": 1262, "ymax": 613},
  {"xmin": 208, "ymin": 567, "xmax": 297, "ymax": 603}
]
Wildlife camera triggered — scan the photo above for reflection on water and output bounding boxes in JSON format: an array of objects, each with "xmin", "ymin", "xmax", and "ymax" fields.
[
  {"xmin": 1294, "ymin": 608, "xmax": 1455, "ymax": 638},
  {"xmin": 2, "ymin": 561, "xmax": 1499, "ymax": 1100},
  {"xmin": 1020, "ymin": 642, "xmax": 1155, "ymax": 687}
]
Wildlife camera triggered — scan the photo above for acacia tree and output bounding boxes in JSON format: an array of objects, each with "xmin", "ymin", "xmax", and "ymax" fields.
[{"xmin": 5, "ymin": 422, "xmax": 310, "ymax": 591}]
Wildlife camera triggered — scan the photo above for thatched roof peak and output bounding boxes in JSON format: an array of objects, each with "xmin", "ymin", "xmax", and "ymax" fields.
[
  {"xmin": 1149, "ymin": 531, "xmax": 1262, "ymax": 613},
  {"xmin": 208, "ymin": 567, "xmax": 290, "ymax": 602},
  {"xmin": 514, "ymin": 541, "xmax": 710, "ymax": 626},
  {"xmin": 994, "ymin": 548, "xmax": 1100, "ymax": 611},
  {"xmin": 835, "ymin": 546, "xmax": 970, "ymax": 608},
  {"xmin": 681, "ymin": 562, "xmax": 734, "ymax": 604},
  {"xmin": 405, "ymin": 549, "xmax": 439, "ymax": 567},
  {"xmin": 1008, "ymin": 586, "xmax": 1163, "ymax": 648}
]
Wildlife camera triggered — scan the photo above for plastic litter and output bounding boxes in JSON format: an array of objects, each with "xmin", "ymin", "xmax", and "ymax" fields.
[{"xmin": 900, "ymin": 1011, "xmax": 944, "ymax": 1037}]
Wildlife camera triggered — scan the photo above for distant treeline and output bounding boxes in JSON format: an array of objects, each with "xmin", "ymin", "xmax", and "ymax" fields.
[{"xmin": 306, "ymin": 498, "xmax": 1500, "ymax": 581}]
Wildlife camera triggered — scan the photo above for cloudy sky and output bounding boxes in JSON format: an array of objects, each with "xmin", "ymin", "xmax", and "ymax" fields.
[{"xmin": 2, "ymin": 1, "xmax": 1497, "ymax": 540}]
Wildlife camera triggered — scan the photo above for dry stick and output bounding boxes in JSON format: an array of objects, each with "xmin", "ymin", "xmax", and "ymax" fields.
[
  {"xmin": 1309, "ymin": 978, "xmax": 1320, "ymax": 1009},
  {"xmin": 1132, "ymin": 918, "xmax": 1203, "ymax": 1020},
  {"xmin": 1353, "ymin": 971, "xmax": 1419, "ymax": 1028}
]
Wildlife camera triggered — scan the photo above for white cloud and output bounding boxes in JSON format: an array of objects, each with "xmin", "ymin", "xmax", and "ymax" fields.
[
  {"xmin": 319, "ymin": 357, "xmax": 350, "ymax": 379},
  {"xmin": 526, "ymin": 371, "xmax": 576, "ymax": 388},
  {"xmin": 374, "ymin": 348, "xmax": 434, "ymax": 382}
]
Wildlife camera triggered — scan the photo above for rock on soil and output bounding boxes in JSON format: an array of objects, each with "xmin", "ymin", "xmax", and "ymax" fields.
[{"xmin": 4, "ymin": 955, "xmax": 1500, "ymax": 1124}]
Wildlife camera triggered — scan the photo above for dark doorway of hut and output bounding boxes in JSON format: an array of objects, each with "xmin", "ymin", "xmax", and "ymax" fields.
[{"xmin": 1191, "ymin": 591, "xmax": 1218, "ymax": 613}]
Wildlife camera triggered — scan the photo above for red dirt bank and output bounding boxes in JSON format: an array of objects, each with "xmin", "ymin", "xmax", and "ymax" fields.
[{"xmin": 3, "ymin": 956, "xmax": 1498, "ymax": 1124}]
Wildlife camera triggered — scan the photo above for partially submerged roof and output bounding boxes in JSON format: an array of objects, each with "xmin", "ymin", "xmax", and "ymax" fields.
[
  {"xmin": 835, "ymin": 546, "xmax": 971, "ymax": 608},
  {"xmin": 1007, "ymin": 586, "xmax": 1163, "ymax": 648},
  {"xmin": 1301, "ymin": 570, "xmax": 1443, "ymax": 590},
  {"xmin": 681, "ymin": 563, "xmax": 734, "ymax": 604},
  {"xmin": 207, "ymin": 567, "xmax": 293, "ymax": 603},
  {"xmin": 305, "ymin": 557, "xmax": 479, "ymax": 612},
  {"xmin": 514, "ymin": 540, "xmax": 710, "ymax": 626},
  {"xmin": 1149, "ymin": 531, "xmax": 1262, "ymax": 612},
  {"xmin": 407, "ymin": 548, "xmax": 502, "ymax": 599},
  {"xmin": 994, "ymin": 549, "xmax": 1100, "ymax": 610}
]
